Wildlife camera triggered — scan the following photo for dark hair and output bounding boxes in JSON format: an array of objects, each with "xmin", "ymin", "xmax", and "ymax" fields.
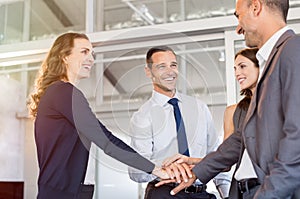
[
  {"xmin": 251, "ymin": 0, "xmax": 289, "ymax": 23},
  {"xmin": 146, "ymin": 46, "xmax": 176, "ymax": 68},
  {"xmin": 235, "ymin": 47, "xmax": 259, "ymax": 110}
]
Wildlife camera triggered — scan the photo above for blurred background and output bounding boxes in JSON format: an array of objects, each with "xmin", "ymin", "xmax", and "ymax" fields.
[{"xmin": 1, "ymin": 0, "xmax": 300, "ymax": 198}]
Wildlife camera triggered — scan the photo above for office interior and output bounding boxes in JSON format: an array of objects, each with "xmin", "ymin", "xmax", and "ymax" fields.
[{"xmin": 1, "ymin": 0, "xmax": 300, "ymax": 198}]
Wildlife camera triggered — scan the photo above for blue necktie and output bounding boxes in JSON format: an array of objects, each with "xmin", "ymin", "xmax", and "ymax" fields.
[{"xmin": 168, "ymin": 98, "xmax": 190, "ymax": 156}]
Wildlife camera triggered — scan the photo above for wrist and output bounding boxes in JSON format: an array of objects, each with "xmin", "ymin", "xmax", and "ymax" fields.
[{"xmin": 190, "ymin": 157, "xmax": 201, "ymax": 165}]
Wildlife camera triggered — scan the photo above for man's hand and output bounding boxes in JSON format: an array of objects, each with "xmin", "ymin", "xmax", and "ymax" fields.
[
  {"xmin": 164, "ymin": 162, "xmax": 193, "ymax": 183},
  {"xmin": 155, "ymin": 172, "xmax": 197, "ymax": 195},
  {"xmin": 163, "ymin": 153, "xmax": 202, "ymax": 167}
]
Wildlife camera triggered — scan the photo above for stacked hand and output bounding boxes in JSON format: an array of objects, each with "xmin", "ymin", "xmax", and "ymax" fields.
[{"xmin": 153, "ymin": 154, "xmax": 202, "ymax": 195}]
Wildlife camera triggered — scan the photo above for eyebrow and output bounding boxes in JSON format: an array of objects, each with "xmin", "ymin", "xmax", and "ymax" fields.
[
  {"xmin": 154, "ymin": 63, "xmax": 166, "ymax": 67},
  {"xmin": 81, "ymin": 47, "xmax": 91, "ymax": 51},
  {"xmin": 154, "ymin": 61, "xmax": 178, "ymax": 67}
]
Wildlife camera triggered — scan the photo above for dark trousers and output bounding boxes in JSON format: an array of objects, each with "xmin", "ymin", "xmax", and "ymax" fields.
[
  {"xmin": 76, "ymin": 184, "xmax": 94, "ymax": 199},
  {"xmin": 292, "ymin": 187, "xmax": 300, "ymax": 199},
  {"xmin": 37, "ymin": 184, "xmax": 94, "ymax": 199},
  {"xmin": 240, "ymin": 185, "xmax": 259, "ymax": 199},
  {"xmin": 144, "ymin": 182, "xmax": 216, "ymax": 199}
]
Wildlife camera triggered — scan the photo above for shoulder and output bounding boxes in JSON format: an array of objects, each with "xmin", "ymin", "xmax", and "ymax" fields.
[
  {"xmin": 224, "ymin": 104, "xmax": 237, "ymax": 118},
  {"xmin": 46, "ymin": 81, "xmax": 76, "ymax": 94},
  {"xmin": 179, "ymin": 93, "xmax": 207, "ymax": 107},
  {"xmin": 135, "ymin": 99, "xmax": 153, "ymax": 114},
  {"xmin": 278, "ymin": 34, "xmax": 300, "ymax": 74},
  {"xmin": 131, "ymin": 99, "xmax": 153, "ymax": 123},
  {"xmin": 43, "ymin": 81, "xmax": 84, "ymax": 103},
  {"xmin": 280, "ymin": 33, "xmax": 300, "ymax": 57}
]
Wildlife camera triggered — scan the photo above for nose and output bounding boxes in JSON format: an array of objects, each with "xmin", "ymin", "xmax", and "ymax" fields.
[
  {"xmin": 235, "ymin": 68, "xmax": 241, "ymax": 78},
  {"xmin": 88, "ymin": 53, "xmax": 95, "ymax": 64},
  {"xmin": 236, "ymin": 24, "xmax": 243, "ymax": 35}
]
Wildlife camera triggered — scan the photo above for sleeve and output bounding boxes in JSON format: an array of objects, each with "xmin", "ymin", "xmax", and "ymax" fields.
[
  {"xmin": 127, "ymin": 110, "xmax": 157, "ymax": 183},
  {"xmin": 192, "ymin": 130, "xmax": 241, "ymax": 184},
  {"xmin": 254, "ymin": 36, "xmax": 300, "ymax": 198},
  {"xmin": 55, "ymin": 83, "xmax": 155, "ymax": 174},
  {"xmin": 215, "ymin": 104, "xmax": 237, "ymax": 198}
]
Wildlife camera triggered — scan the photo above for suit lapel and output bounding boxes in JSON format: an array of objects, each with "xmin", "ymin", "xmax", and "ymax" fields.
[
  {"xmin": 243, "ymin": 30, "xmax": 295, "ymax": 130},
  {"xmin": 239, "ymin": 30, "xmax": 295, "ymax": 181}
]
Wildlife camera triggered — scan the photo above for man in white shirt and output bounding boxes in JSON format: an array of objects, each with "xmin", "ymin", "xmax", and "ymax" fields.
[
  {"xmin": 156, "ymin": 0, "xmax": 300, "ymax": 198},
  {"xmin": 128, "ymin": 46, "xmax": 231, "ymax": 199}
]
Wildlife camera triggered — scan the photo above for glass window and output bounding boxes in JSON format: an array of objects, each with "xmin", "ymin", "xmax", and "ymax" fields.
[
  {"xmin": 0, "ymin": 2, "xmax": 23, "ymax": 44},
  {"xmin": 1, "ymin": 0, "xmax": 300, "ymax": 44},
  {"xmin": 93, "ymin": 39, "xmax": 226, "ymax": 110},
  {"xmin": 30, "ymin": 0, "xmax": 86, "ymax": 41},
  {"xmin": 102, "ymin": 0, "xmax": 236, "ymax": 31}
]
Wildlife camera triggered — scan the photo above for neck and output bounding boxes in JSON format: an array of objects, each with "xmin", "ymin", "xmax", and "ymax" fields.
[
  {"xmin": 258, "ymin": 17, "xmax": 286, "ymax": 48},
  {"xmin": 67, "ymin": 73, "xmax": 79, "ymax": 86},
  {"xmin": 153, "ymin": 86, "xmax": 175, "ymax": 98}
]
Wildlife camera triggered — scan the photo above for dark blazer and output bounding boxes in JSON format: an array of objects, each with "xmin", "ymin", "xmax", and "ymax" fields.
[
  {"xmin": 35, "ymin": 81, "xmax": 155, "ymax": 199},
  {"xmin": 192, "ymin": 30, "xmax": 300, "ymax": 199}
]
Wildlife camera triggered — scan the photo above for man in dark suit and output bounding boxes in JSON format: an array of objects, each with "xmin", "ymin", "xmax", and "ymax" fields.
[{"xmin": 157, "ymin": 0, "xmax": 300, "ymax": 198}]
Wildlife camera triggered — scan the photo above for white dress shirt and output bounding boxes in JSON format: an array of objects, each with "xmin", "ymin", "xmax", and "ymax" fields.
[
  {"xmin": 235, "ymin": 26, "xmax": 290, "ymax": 181},
  {"xmin": 128, "ymin": 90, "xmax": 230, "ymax": 193}
]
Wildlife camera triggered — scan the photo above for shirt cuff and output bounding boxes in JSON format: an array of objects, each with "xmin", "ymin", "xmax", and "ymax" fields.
[{"xmin": 216, "ymin": 183, "xmax": 230, "ymax": 198}]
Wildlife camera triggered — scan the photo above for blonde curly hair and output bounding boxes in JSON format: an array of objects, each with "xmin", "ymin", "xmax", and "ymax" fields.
[{"xmin": 28, "ymin": 32, "xmax": 89, "ymax": 117}]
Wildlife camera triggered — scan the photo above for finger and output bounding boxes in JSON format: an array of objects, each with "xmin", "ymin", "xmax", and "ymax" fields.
[
  {"xmin": 175, "ymin": 156, "xmax": 189, "ymax": 164},
  {"xmin": 170, "ymin": 181, "xmax": 186, "ymax": 195},
  {"xmin": 171, "ymin": 163, "xmax": 182, "ymax": 183},
  {"xmin": 181, "ymin": 163, "xmax": 193, "ymax": 179},
  {"xmin": 170, "ymin": 177, "xmax": 195, "ymax": 195},
  {"xmin": 176, "ymin": 163, "xmax": 189, "ymax": 182},
  {"xmin": 164, "ymin": 165, "xmax": 175, "ymax": 179},
  {"xmin": 175, "ymin": 157, "xmax": 185, "ymax": 164},
  {"xmin": 163, "ymin": 154, "xmax": 181, "ymax": 166},
  {"xmin": 155, "ymin": 179, "xmax": 176, "ymax": 187}
]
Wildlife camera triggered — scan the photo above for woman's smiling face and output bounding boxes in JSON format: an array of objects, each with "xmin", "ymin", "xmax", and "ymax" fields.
[{"xmin": 234, "ymin": 54, "xmax": 259, "ymax": 91}]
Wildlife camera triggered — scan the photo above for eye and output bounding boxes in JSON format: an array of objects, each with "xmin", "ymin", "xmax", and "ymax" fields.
[
  {"xmin": 81, "ymin": 49, "xmax": 89, "ymax": 55},
  {"xmin": 156, "ymin": 65, "xmax": 166, "ymax": 70},
  {"xmin": 171, "ymin": 64, "xmax": 178, "ymax": 69},
  {"xmin": 240, "ymin": 64, "xmax": 247, "ymax": 69}
]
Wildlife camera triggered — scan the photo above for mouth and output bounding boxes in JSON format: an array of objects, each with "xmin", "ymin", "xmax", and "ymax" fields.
[
  {"xmin": 238, "ymin": 77, "xmax": 246, "ymax": 84},
  {"xmin": 164, "ymin": 76, "xmax": 176, "ymax": 81},
  {"xmin": 83, "ymin": 65, "xmax": 91, "ymax": 71}
]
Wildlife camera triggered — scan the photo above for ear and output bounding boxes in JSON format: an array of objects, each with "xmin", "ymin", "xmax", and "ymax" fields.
[
  {"xmin": 252, "ymin": 0, "xmax": 262, "ymax": 16},
  {"xmin": 144, "ymin": 66, "xmax": 152, "ymax": 78}
]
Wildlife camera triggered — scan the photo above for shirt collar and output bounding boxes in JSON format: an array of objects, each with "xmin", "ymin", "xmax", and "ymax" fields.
[
  {"xmin": 257, "ymin": 26, "xmax": 289, "ymax": 66},
  {"xmin": 152, "ymin": 90, "xmax": 182, "ymax": 106}
]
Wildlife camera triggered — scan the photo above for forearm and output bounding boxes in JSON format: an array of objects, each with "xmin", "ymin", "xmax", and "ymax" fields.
[
  {"xmin": 193, "ymin": 133, "xmax": 240, "ymax": 183},
  {"xmin": 128, "ymin": 166, "xmax": 157, "ymax": 183}
]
